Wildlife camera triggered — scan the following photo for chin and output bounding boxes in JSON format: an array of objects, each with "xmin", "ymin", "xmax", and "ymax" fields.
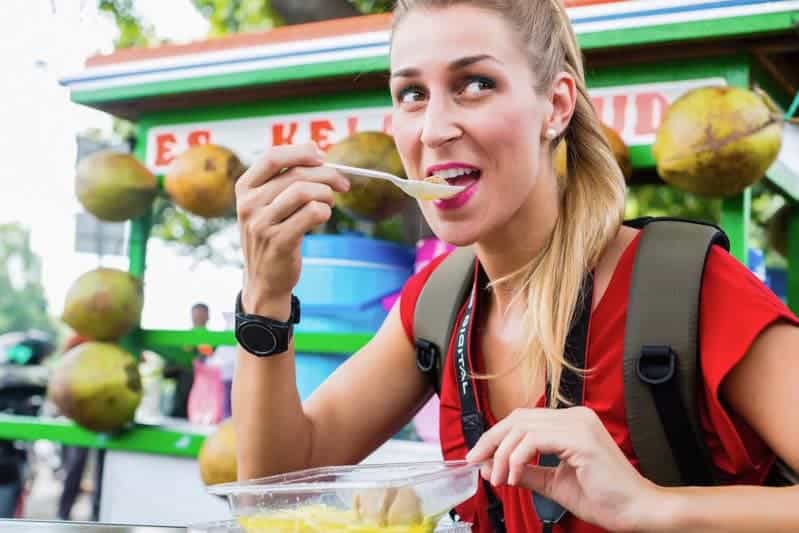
[{"xmin": 426, "ymin": 220, "xmax": 481, "ymax": 248}]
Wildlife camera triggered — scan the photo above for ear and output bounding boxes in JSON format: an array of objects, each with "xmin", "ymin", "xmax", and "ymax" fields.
[{"xmin": 545, "ymin": 72, "xmax": 577, "ymax": 138}]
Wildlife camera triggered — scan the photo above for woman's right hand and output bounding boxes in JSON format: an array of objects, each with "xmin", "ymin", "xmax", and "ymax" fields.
[{"xmin": 235, "ymin": 143, "xmax": 350, "ymax": 317}]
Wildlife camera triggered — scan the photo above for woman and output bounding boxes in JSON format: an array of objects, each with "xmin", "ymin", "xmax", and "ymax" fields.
[{"xmin": 232, "ymin": 1, "xmax": 799, "ymax": 531}]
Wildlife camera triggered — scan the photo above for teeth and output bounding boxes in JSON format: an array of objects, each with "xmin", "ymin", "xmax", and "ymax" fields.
[{"xmin": 433, "ymin": 168, "xmax": 477, "ymax": 180}]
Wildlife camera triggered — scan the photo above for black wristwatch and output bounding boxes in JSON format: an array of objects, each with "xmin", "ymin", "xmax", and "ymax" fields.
[{"xmin": 234, "ymin": 291, "xmax": 301, "ymax": 357}]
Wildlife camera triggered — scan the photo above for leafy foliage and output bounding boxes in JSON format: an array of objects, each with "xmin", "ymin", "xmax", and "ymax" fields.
[
  {"xmin": 348, "ymin": 0, "xmax": 395, "ymax": 13},
  {"xmin": 98, "ymin": 0, "xmax": 159, "ymax": 48},
  {"xmin": 0, "ymin": 224, "xmax": 56, "ymax": 336},
  {"xmin": 191, "ymin": 0, "xmax": 283, "ymax": 36}
]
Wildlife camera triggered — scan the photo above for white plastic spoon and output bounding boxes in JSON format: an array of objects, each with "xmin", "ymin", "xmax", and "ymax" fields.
[{"xmin": 324, "ymin": 162, "xmax": 465, "ymax": 201}]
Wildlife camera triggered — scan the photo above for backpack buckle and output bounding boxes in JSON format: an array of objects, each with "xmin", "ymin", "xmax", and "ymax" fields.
[
  {"xmin": 637, "ymin": 345, "xmax": 677, "ymax": 385},
  {"xmin": 415, "ymin": 339, "xmax": 439, "ymax": 374}
]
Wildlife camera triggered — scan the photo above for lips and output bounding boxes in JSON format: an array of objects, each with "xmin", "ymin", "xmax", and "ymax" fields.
[
  {"xmin": 425, "ymin": 162, "xmax": 482, "ymax": 192},
  {"xmin": 422, "ymin": 162, "xmax": 482, "ymax": 209},
  {"xmin": 432, "ymin": 179, "xmax": 479, "ymax": 210}
]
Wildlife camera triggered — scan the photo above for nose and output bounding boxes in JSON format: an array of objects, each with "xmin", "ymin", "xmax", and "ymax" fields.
[{"xmin": 420, "ymin": 96, "xmax": 462, "ymax": 148}]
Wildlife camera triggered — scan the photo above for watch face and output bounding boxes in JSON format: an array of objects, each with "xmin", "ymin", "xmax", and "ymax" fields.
[{"xmin": 239, "ymin": 321, "xmax": 279, "ymax": 355}]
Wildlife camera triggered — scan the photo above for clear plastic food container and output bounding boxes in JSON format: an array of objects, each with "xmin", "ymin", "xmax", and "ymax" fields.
[
  {"xmin": 187, "ymin": 520, "xmax": 472, "ymax": 533},
  {"xmin": 207, "ymin": 460, "xmax": 480, "ymax": 532}
]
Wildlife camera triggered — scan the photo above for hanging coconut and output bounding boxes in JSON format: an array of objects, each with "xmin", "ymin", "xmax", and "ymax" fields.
[
  {"xmin": 76, "ymin": 151, "xmax": 158, "ymax": 222},
  {"xmin": 164, "ymin": 144, "xmax": 246, "ymax": 218},
  {"xmin": 652, "ymin": 86, "xmax": 783, "ymax": 197},
  {"xmin": 62, "ymin": 268, "xmax": 143, "ymax": 342},
  {"xmin": 767, "ymin": 203, "xmax": 798, "ymax": 258},
  {"xmin": 325, "ymin": 131, "xmax": 409, "ymax": 222},
  {"xmin": 555, "ymin": 123, "xmax": 632, "ymax": 182},
  {"xmin": 198, "ymin": 418, "xmax": 237, "ymax": 486},
  {"xmin": 47, "ymin": 342, "xmax": 142, "ymax": 433}
]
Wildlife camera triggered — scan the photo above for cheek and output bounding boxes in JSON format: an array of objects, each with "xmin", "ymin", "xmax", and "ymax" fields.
[
  {"xmin": 390, "ymin": 112, "xmax": 421, "ymax": 177},
  {"xmin": 478, "ymin": 109, "xmax": 541, "ymax": 173}
]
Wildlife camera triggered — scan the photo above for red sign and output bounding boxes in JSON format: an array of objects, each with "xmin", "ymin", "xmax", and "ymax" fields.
[{"xmin": 146, "ymin": 78, "xmax": 725, "ymax": 172}]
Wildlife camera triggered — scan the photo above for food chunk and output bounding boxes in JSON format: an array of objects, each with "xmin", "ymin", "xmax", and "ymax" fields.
[{"xmin": 352, "ymin": 487, "xmax": 423, "ymax": 527}]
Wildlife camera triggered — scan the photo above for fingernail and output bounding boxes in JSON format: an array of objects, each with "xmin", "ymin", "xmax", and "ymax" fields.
[
  {"xmin": 315, "ymin": 146, "xmax": 326, "ymax": 159},
  {"xmin": 465, "ymin": 450, "xmax": 474, "ymax": 461}
]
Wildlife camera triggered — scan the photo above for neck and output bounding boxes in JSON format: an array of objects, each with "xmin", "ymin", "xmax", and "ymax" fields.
[{"xmin": 475, "ymin": 168, "xmax": 560, "ymax": 312}]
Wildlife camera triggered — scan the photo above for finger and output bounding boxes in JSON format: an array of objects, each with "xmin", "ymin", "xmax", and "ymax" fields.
[
  {"xmin": 259, "ymin": 181, "xmax": 336, "ymax": 227},
  {"xmin": 270, "ymin": 201, "xmax": 333, "ymax": 252},
  {"xmin": 237, "ymin": 143, "xmax": 325, "ymax": 190},
  {"xmin": 238, "ymin": 166, "xmax": 349, "ymax": 220},
  {"xmin": 466, "ymin": 423, "xmax": 513, "ymax": 464},
  {"xmin": 480, "ymin": 460, "xmax": 493, "ymax": 482},
  {"xmin": 516, "ymin": 464, "xmax": 558, "ymax": 496},
  {"xmin": 507, "ymin": 433, "xmax": 554, "ymax": 486},
  {"xmin": 488, "ymin": 429, "xmax": 526, "ymax": 487},
  {"xmin": 266, "ymin": 164, "xmax": 351, "ymax": 197}
]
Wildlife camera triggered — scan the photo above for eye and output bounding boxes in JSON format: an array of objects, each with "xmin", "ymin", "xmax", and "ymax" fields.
[
  {"xmin": 460, "ymin": 76, "xmax": 495, "ymax": 96},
  {"xmin": 396, "ymin": 86, "xmax": 426, "ymax": 105}
]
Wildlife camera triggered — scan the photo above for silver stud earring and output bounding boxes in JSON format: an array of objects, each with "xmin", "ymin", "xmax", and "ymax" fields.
[{"xmin": 545, "ymin": 127, "xmax": 558, "ymax": 140}]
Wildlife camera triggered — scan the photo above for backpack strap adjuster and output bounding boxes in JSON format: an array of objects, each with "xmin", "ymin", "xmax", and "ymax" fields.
[
  {"xmin": 637, "ymin": 345, "xmax": 677, "ymax": 385},
  {"xmin": 415, "ymin": 339, "xmax": 439, "ymax": 374}
]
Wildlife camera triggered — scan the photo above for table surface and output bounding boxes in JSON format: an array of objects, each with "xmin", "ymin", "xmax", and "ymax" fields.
[{"xmin": 0, "ymin": 520, "xmax": 187, "ymax": 532}]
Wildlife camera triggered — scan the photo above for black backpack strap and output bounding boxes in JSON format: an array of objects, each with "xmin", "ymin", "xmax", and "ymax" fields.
[
  {"xmin": 414, "ymin": 247, "xmax": 476, "ymax": 394},
  {"xmin": 623, "ymin": 217, "xmax": 729, "ymax": 487},
  {"xmin": 414, "ymin": 250, "xmax": 507, "ymax": 531}
]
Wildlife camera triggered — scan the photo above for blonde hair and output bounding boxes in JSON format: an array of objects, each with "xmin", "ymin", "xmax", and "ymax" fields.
[{"xmin": 393, "ymin": 0, "xmax": 626, "ymax": 407}]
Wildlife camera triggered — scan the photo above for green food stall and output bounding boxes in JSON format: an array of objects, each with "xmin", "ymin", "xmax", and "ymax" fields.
[{"xmin": 1, "ymin": 0, "xmax": 798, "ymax": 526}]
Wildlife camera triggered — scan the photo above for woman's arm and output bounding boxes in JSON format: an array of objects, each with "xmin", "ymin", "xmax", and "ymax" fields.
[
  {"xmin": 644, "ymin": 484, "xmax": 799, "ymax": 533},
  {"xmin": 640, "ymin": 321, "xmax": 799, "ymax": 532},
  {"xmin": 464, "ymin": 321, "xmax": 799, "ymax": 533},
  {"xmin": 234, "ymin": 302, "xmax": 430, "ymax": 480},
  {"xmin": 232, "ymin": 143, "xmax": 431, "ymax": 481}
]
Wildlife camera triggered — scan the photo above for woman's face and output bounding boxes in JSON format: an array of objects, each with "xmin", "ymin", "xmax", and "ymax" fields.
[{"xmin": 390, "ymin": 4, "xmax": 556, "ymax": 246}]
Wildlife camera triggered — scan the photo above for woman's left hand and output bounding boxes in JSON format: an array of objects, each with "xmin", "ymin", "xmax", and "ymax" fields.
[{"xmin": 465, "ymin": 406, "xmax": 660, "ymax": 532}]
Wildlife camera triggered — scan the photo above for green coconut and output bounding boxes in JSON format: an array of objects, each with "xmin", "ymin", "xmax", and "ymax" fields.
[
  {"xmin": 76, "ymin": 151, "xmax": 158, "ymax": 222},
  {"xmin": 325, "ymin": 132, "xmax": 410, "ymax": 222},
  {"xmin": 62, "ymin": 268, "xmax": 143, "ymax": 342},
  {"xmin": 652, "ymin": 86, "xmax": 783, "ymax": 197},
  {"xmin": 47, "ymin": 342, "xmax": 142, "ymax": 432},
  {"xmin": 164, "ymin": 144, "xmax": 246, "ymax": 219}
]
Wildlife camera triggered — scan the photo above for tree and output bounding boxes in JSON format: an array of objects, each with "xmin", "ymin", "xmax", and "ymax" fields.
[
  {"xmin": 0, "ymin": 224, "xmax": 56, "ymax": 336},
  {"xmin": 98, "ymin": 0, "xmax": 159, "ymax": 49},
  {"xmin": 189, "ymin": 0, "xmax": 392, "ymax": 35},
  {"xmin": 191, "ymin": 0, "xmax": 284, "ymax": 36}
]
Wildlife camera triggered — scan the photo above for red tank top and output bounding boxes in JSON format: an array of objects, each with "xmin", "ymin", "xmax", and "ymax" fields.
[{"xmin": 399, "ymin": 233, "xmax": 798, "ymax": 533}]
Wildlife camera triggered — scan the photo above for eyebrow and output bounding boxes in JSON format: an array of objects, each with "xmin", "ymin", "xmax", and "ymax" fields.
[{"xmin": 390, "ymin": 54, "xmax": 500, "ymax": 78}]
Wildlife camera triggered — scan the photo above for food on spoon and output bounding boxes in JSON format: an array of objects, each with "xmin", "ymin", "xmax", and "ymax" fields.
[{"xmin": 418, "ymin": 175, "xmax": 462, "ymax": 201}]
